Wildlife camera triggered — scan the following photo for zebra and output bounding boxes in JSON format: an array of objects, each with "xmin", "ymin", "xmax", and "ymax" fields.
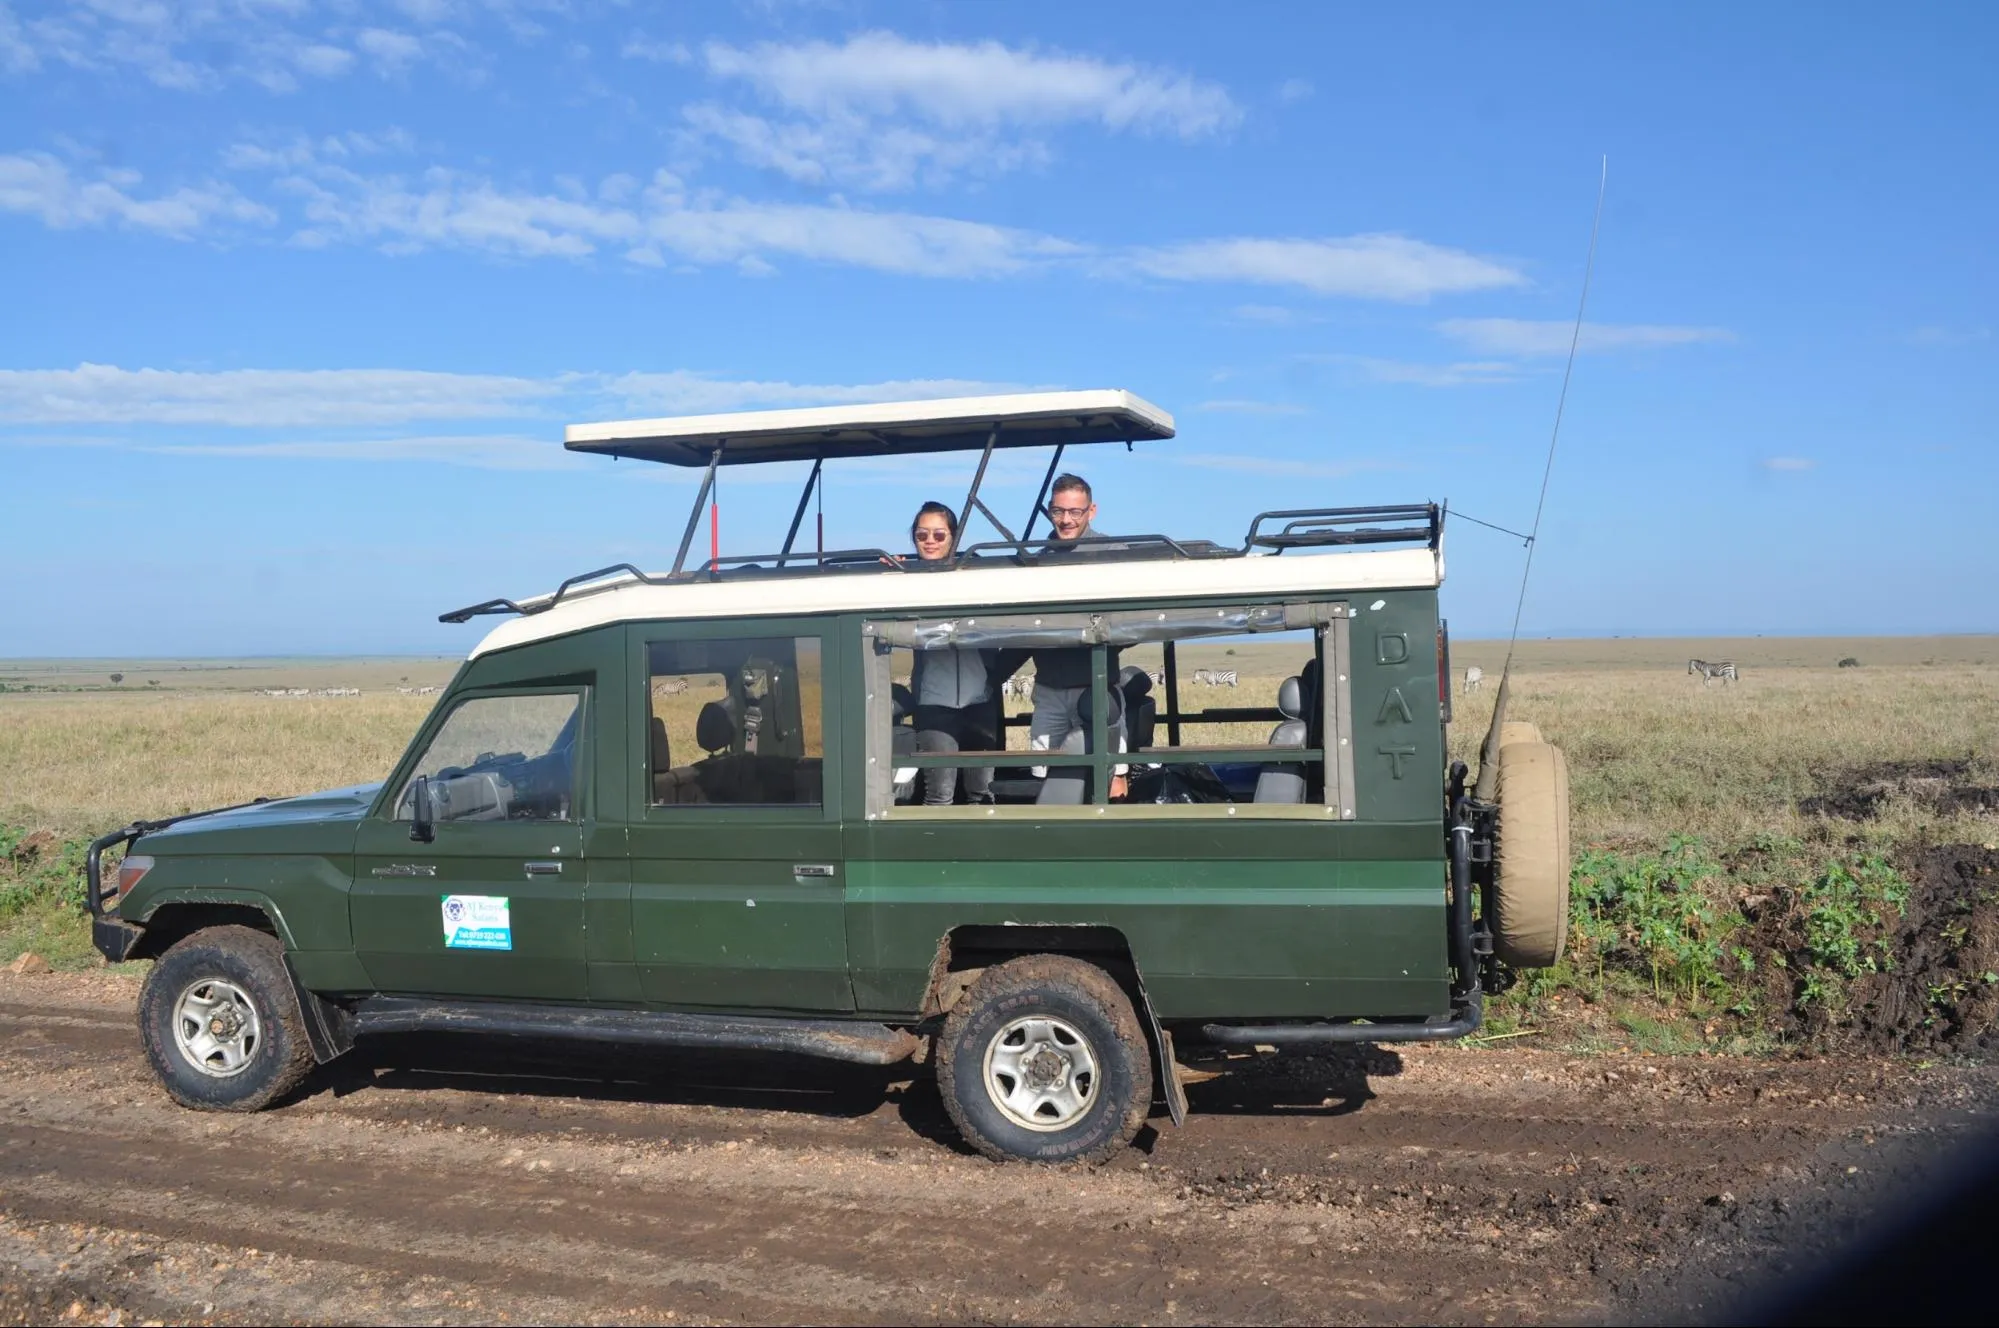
[
  {"xmin": 1688, "ymin": 659, "xmax": 1738, "ymax": 684},
  {"xmin": 1191, "ymin": 668, "xmax": 1239, "ymax": 688},
  {"xmin": 1002, "ymin": 674, "xmax": 1035, "ymax": 702},
  {"xmin": 1463, "ymin": 666, "xmax": 1484, "ymax": 694}
]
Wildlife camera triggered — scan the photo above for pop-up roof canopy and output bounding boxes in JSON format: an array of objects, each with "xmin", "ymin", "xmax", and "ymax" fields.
[{"xmin": 564, "ymin": 388, "xmax": 1174, "ymax": 466}]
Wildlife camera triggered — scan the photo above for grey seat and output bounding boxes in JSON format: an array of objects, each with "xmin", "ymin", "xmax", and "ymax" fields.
[
  {"xmin": 1253, "ymin": 675, "xmax": 1309, "ymax": 804},
  {"xmin": 890, "ymin": 683, "xmax": 918, "ymax": 803},
  {"xmin": 1037, "ymin": 687, "xmax": 1123, "ymax": 805},
  {"xmin": 1117, "ymin": 665, "xmax": 1157, "ymax": 755}
]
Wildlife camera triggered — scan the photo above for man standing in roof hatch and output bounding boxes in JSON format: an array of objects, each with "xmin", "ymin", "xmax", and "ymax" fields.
[{"xmin": 1024, "ymin": 474, "xmax": 1128, "ymax": 797}]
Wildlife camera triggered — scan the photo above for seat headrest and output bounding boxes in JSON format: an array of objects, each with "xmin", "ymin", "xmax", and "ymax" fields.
[
  {"xmin": 695, "ymin": 700, "xmax": 736, "ymax": 753},
  {"xmin": 1277, "ymin": 675, "xmax": 1304, "ymax": 721},
  {"xmin": 650, "ymin": 715, "xmax": 671, "ymax": 770},
  {"xmin": 1117, "ymin": 664, "xmax": 1153, "ymax": 699}
]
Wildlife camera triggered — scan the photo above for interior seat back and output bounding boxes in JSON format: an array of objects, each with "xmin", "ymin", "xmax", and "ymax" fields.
[
  {"xmin": 1253, "ymin": 675, "xmax": 1309, "ymax": 804},
  {"xmin": 696, "ymin": 700, "xmax": 736, "ymax": 754},
  {"xmin": 1036, "ymin": 687, "xmax": 1123, "ymax": 805},
  {"xmin": 1117, "ymin": 665, "xmax": 1157, "ymax": 755}
]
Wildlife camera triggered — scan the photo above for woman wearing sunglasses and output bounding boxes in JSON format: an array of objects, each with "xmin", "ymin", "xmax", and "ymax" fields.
[{"xmin": 907, "ymin": 503, "xmax": 999, "ymax": 804}]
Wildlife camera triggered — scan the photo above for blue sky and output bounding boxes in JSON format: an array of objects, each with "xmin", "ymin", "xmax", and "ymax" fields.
[{"xmin": 2, "ymin": 1, "xmax": 1993, "ymax": 656}]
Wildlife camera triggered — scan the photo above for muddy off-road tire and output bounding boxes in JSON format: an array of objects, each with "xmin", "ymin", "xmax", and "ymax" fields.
[
  {"xmin": 938, "ymin": 955, "xmax": 1152, "ymax": 1165},
  {"xmin": 1492, "ymin": 740, "xmax": 1573, "ymax": 969},
  {"xmin": 138, "ymin": 925, "xmax": 314, "ymax": 1112}
]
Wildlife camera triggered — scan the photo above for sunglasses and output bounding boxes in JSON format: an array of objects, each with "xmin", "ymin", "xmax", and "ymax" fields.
[
  {"xmin": 913, "ymin": 529, "xmax": 952, "ymax": 543},
  {"xmin": 1048, "ymin": 505, "xmax": 1091, "ymax": 519}
]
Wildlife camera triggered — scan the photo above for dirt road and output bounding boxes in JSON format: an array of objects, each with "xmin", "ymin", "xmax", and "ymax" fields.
[{"xmin": 3, "ymin": 971, "xmax": 1994, "ymax": 1326}]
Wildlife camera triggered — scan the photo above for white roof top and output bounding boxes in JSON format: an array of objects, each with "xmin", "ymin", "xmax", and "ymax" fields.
[
  {"xmin": 469, "ymin": 547, "xmax": 1444, "ymax": 658},
  {"xmin": 564, "ymin": 389, "xmax": 1174, "ymax": 467}
]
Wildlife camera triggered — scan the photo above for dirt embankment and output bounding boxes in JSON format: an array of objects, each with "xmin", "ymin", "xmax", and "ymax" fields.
[{"xmin": 3, "ymin": 971, "xmax": 1998, "ymax": 1326}]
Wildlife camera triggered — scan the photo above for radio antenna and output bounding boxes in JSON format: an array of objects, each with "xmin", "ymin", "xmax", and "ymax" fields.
[{"xmin": 1476, "ymin": 157, "xmax": 1607, "ymax": 799}]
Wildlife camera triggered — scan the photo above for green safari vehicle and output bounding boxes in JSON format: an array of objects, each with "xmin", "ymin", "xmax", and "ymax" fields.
[{"xmin": 88, "ymin": 390, "xmax": 1571, "ymax": 1164}]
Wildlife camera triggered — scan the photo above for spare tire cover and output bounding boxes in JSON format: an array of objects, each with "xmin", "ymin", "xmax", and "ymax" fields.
[
  {"xmin": 1493, "ymin": 741, "xmax": 1571, "ymax": 969},
  {"xmin": 1499, "ymin": 720, "xmax": 1544, "ymax": 748}
]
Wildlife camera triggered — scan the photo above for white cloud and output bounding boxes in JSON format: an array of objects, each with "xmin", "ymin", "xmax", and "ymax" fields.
[
  {"xmin": 1276, "ymin": 78, "xmax": 1313, "ymax": 103},
  {"xmin": 0, "ymin": 365, "xmax": 566, "ymax": 427},
  {"xmin": 681, "ymin": 32, "xmax": 1238, "ymax": 191},
  {"xmin": 2, "ymin": 2, "xmax": 368, "ymax": 92},
  {"xmin": 253, "ymin": 147, "xmax": 1080, "ymax": 275},
  {"xmin": 143, "ymin": 433, "xmax": 593, "ymax": 472},
  {"xmin": 1229, "ymin": 304, "xmax": 1322, "ymax": 327},
  {"xmin": 1193, "ymin": 399, "xmax": 1309, "ymax": 416},
  {"xmin": 0, "ymin": 364, "xmax": 1023, "ymax": 432},
  {"xmin": 621, "ymin": 33, "xmax": 690, "ymax": 64},
  {"xmin": 1323, "ymin": 356, "xmax": 1524, "ymax": 388},
  {"xmin": 356, "ymin": 27, "xmax": 426, "ymax": 73},
  {"xmin": 0, "ymin": 152, "xmax": 273, "ymax": 237},
  {"xmin": 1437, "ymin": 318, "xmax": 1736, "ymax": 356},
  {"xmin": 1762, "ymin": 456, "xmax": 1817, "ymax": 473},
  {"xmin": 1126, "ymin": 235, "xmax": 1525, "ymax": 301}
]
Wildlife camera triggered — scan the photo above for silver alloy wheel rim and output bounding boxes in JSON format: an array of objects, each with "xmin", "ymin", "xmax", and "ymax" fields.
[
  {"xmin": 171, "ymin": 978, "xmax": 262, "ymax": 1079},
  {"xmin": 981, "ymin": 1014, "xmax": 1098, "ymax": 1132}
]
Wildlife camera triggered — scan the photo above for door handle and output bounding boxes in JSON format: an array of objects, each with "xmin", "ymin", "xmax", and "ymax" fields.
[
  {"xmin": 792, "ymin": 864, "xmax": 837, "ymax": 878},
  {"xmin": 523, "ymin": 861, "xmax": 564, "ymax": 876}
]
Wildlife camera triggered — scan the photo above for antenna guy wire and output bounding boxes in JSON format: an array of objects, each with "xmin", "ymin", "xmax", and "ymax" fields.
[{"xmin": 1503, "ymin": 156, "xmax": 1608, "ymax": 676}]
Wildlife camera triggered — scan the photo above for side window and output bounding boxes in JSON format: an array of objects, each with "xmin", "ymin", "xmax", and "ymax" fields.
[
  {"xmin": 646, "ymin": 636, "xmax": 824, "ymax": 806},
  {"xmin": 1129, "ymin": 628, "xmax": 1322, "ymax": 805},
  {"xmin": 869, "ymin": 612, "xmax": 1331, "ymax": 812},
  {"xmin": 393, "ymin": 692, "xmax": 582, "ymax": 823}
]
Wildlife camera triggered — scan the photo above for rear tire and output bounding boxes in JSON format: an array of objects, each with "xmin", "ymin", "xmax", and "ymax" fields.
[
  {"xmin": 938, "ymin": 955, "xmax": 1152, "ymax": 1164},
  {"xmin": 1492, "ymin": 741, "xmax": 1572, "ymax": 969},
  {"xmin": 138, "ymin": 925, "xmax": 315, "ymax": 1112}
]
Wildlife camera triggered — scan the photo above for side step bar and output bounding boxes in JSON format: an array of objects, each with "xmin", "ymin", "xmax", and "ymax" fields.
[{"xmin": 349, "ymin": 998, "xmax": 921, "ymax": 1067}]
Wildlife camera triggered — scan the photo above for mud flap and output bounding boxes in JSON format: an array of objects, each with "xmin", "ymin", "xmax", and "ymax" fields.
[
  {"xmin": 1132, "ymin": 971, "xmax": 1187, "ymax": 1127},
  {"xmin": 283, "ymin": 954, "xmax": 355, "ymax": 1064}
]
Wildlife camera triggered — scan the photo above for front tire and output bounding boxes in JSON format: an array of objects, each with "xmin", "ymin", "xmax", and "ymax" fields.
[
  {"xmin": 138, "ymin": 925, "xmax": 315, "ymax": 1111},
  {"xmin": 937, "ymin": 955, "xmax": 1153, "ymax": 1164}
]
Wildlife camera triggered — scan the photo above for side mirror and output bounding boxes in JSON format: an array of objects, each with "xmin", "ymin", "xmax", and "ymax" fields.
[{"xmin": 409, "ymin": 775, "xmax": 436, "ymax": 843}]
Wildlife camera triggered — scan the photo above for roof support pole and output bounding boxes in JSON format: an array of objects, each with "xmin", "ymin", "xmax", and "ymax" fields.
[
  {"xmin": 954, "ymin": 425, "xmax": 1001, "ymax": 556},
  {"xmin": 672, "ymin": 443, "xmax": 724, "ymax": 576},
  {"xmin": 776, "ymin": 457, "xmax": 823, "ymax": 568},
  {"xmin": 1020, "ymin": 442, "xmax": 1066, "ymax": 545}
]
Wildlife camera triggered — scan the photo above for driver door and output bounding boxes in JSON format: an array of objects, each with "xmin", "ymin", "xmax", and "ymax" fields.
[{"xmin": 353, "ymin": 687, "xmax": 590, "ymax": 1001}]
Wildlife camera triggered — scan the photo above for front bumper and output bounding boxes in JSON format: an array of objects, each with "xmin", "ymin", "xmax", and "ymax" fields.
[{"xmin": 92, "ymin": 916, "xmax": 144, "ymax": 962}]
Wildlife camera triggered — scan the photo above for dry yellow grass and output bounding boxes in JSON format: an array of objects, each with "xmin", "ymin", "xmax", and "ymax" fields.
[
  {"xmin": 0, "ymin": 692, "xmax": 438, "ymax": 834},
  {"xmin": 3, "ymin": 648, "xmax": 1994, "ymax": 851}
]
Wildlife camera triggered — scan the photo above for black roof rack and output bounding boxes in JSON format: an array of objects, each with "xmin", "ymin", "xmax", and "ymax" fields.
[{"xmin": 438, "ymin": 504, "xmax": 1443, "ymax": 625}]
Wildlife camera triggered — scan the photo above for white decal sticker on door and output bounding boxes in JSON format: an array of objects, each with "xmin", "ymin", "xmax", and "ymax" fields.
[{"xmin": 441, "ymin": 895, "xmax": 512, "ymax": 950}]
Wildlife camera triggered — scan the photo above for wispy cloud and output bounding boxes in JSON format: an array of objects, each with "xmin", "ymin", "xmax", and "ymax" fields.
[
  {"xmin": 0, "ymin": 1, "xmax": 366, "ymax": 93},
  {"xmin": 673, "ymin": 32, "xmax": 1240, "ymax": 191},
  {"xmin": 1125, "ymin": 235, "xmax": 1525, "ymax": 302},
  {"xmin": 1229, "ymin": 304, "xmax": 1322, "ymax": 327},
  {"xmin": 0, "ymin": 152, "xmax": 273, "ymax": 237},
  {"xmin": 1315, "ymin": 355, "xmax": 1524, "ymax": 388},
  {"xmin": 1193, "ymin": 399, "xmax": 1308, "ymax": 416},
  {"xmin": 1175, "ymin": 453, "xmax": 1401, "ymax": 480},
  {"xmin": 1276, "ymin": 78, "xmax": 1313, "ymax": 103},
  {"xmin": 1762, "ymin": 456, "xmax": 1817, "ymax": 473},
  {"xmin": 1437, "ymin": 318, "xmax": 1735, "ymax": 357},
  {"xmin": 142, "ymin": 433, "xmax": 594, "ymax": 472},
  {"xmin": 0, "ymin": 364, "xmax": 1023, "ymax": 434},
  {"xmin": 1903, "ymin": 325, "xmax": 1991, "ymax": 347}
]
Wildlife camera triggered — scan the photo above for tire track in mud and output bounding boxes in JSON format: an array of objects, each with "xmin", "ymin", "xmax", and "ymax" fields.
[{"xmin": 3, "ymin": 972, "xmax": 1996, "ymax": 1325}]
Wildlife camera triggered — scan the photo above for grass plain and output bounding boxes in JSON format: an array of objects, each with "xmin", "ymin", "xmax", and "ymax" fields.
[{"xmin": 3, "ymin": 638, "xmax": 1996, "ymax": 1052}]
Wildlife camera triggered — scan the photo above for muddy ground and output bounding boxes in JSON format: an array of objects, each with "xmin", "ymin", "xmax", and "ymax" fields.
[{"xmin": 3, "ymin": 972, "xmax": 1997, "ymax": 1325}]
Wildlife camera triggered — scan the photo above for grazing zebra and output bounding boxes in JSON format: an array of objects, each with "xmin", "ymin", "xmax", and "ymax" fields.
[
  {"xmin": 1148, "ymin": 670, "xmax": 1165, "ymax": 688},
  {"xmin": 1002, "ymin": 674, "xmax": 1035, "ymax": 701},
  {"xmin": 1688, "ymin": 659, "xmax": 1738, "ymax": 684},
  {"xmin": 1463, "ymin": 666, "xmax": 1484, "ymax": 694},
  {"xmin": 1191, "ymin": 668, "xmax": 1239, "ymax": 688}
]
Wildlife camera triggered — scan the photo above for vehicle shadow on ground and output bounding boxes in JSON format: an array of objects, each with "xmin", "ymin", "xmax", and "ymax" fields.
[
  {"xmin": 1177, "ymin": 1044, "xmax": 1405, "ymax": 1118},
  {"xmin": 300, "ymin": 1032, "xmax": 973, "ymax": 1147}
]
